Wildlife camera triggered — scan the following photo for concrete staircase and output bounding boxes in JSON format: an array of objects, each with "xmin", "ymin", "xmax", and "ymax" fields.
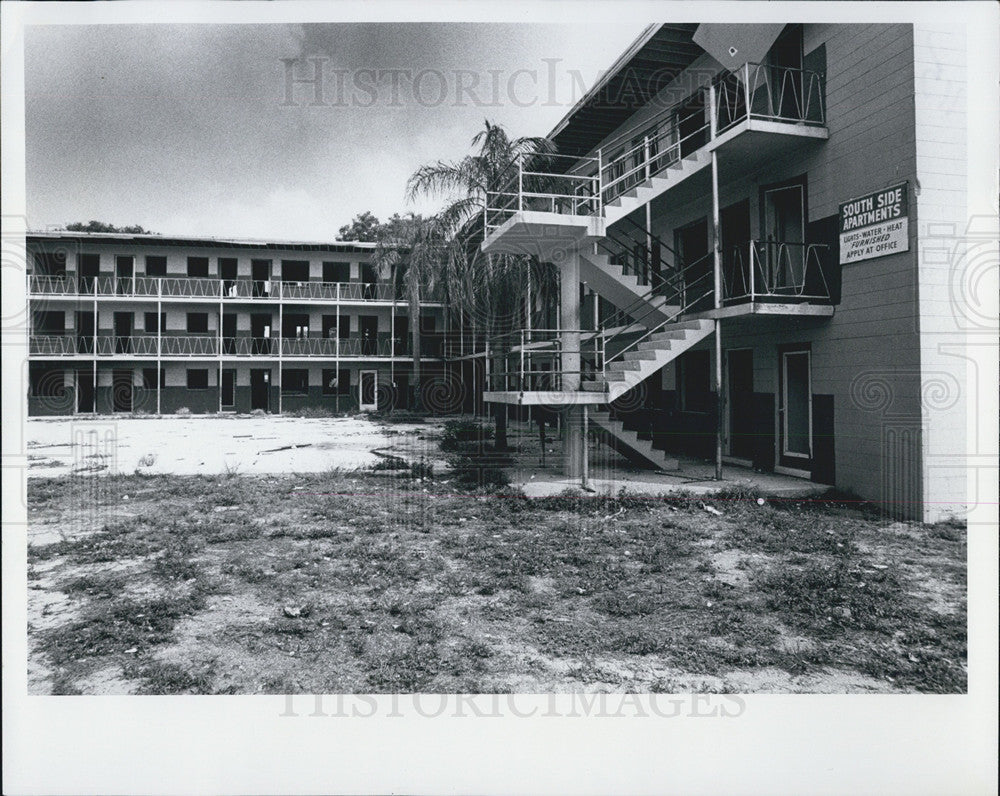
[
  {"xmin": 582, "ymin": 318, "xmax": 715, "ymax": 402},
  {"xmin": 603, "ymin": 149, "xmax": 712, "ymax": 226},
  {"xmin": 589, "ymin": 410, "xmax": 679, "ymax": 471},
  {"xmin": 579, "ymin": 248, "xmax": 679, "ymax": 329}
]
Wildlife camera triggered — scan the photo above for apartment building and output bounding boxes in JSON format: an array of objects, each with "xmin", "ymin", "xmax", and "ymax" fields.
[
  {"xmin": 481, "ymin": 22, "xmax": 969, "ymax": 521},
  {"xmin": 26, "ymin": 232, "xmax": 447, "ymax": 416}
]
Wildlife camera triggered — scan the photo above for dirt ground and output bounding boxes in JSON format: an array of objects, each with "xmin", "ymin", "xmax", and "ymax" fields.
[
  {"xmin": 26, "ymin": 414, "xmax": 449, "ymax": 477},
  {"xmin": 27, "ymin": 454, "xmax": 967, "ymax": 694}
]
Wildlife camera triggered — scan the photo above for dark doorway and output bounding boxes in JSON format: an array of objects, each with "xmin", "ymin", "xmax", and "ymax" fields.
[
  {"xmin": 323, "ymin": 261, "xmax": 350, "ymax": 284},
  {"xmin": 76, "ymin": 370, "xmax": 95, "ymax": 413},
  {"xmin": 393, "ymin": 316, "xmax": 408, "ymax": 355},
  {"xmin": 220, "ymin": 258, "xmax": 238, "ymax": 296},
  {"xmin": 222, "ymin": 314, "xmax": 237, "ymax": 354},
  {"xmin": 767, "ymin": 25, "xmax": 804, "ymax": 119},
  {"xmin": 76, "ymin": 311, "xmax": 95, "ymax": 354},
  {"xmin": 115, "ymin": 256, "xmax": 133, "ymax": 295},
  {"xmin": 251, "ymin": 313, "xmax": 271, "ymax": 355},
  {"xmin": 250, "ymin": 369, "xmax": 270, "ymax": 411},
  {"xmin": 359, "ymin": 315, "xmax": 378, "ymax": 356},
  {"xmin": 675, "ymin": 217, "xmax": 712, "ymax": 312},
  {"xmin": 721, "ymin": 199, "xmax": 752, "ymax": 301},
  {"xmin": 78, "ymin": 253, "xmax": 100, "ymax": 293},
  {"xmin": 779, "ymin": 346, "xmax": 812, "ymax": 471},
  {"xmin": 114, "ymin": 312, "xmax": 133, "ymax": 354},
  {"xmin": 113, "ymin": 369, "xmax": 133, "ymax": 412},
  {"xmin": 394, "ymin": 374, "xmax": 409, "ymax": 410},
  {"xmin": 727, "ymin": 349, "xmax": 755, "ymax": 459},
  {"xmin": 221, "ymin": 369, "xmax": 236, "ymax": 409},
  {"xmin": 361, "ymin": 264, "xmax": 378, "ymax": 300},
  {"xmin": 251, "ymin": 260, "xmax": 271, "ymax": 298},
  {"xmin": 677, "ymin": 92, "xmax": 707, "ymax": 157}
]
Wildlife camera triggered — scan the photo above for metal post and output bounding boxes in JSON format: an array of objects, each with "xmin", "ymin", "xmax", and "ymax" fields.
[
  {"xmin": 643, "ymin": 135, "xmax": 651, "ymax": 182},
  {"xmin": 520, "ymin": 330, "xmax": 525, "ymax": 392},
  {"xmin": 335, "ymin": 282, "xmax": 340, "ymax": 413},
  {"xmin": 517, "ymin": 153, "xmax": 523, "ymax": 212},
  {"xmin": 218, "ymin": 279, "xmax": 223, "ymax": 413},
  {"xmin": 278, "ymin": 279, "xmax": 283, "ymax": 415},
  {"xmin": 596, "ymin": 148, "xmax": 603, "ymax": 214},
  {"xmin": 743, "ymin": 62, "xmax": 751, "ymax": 123},
  {"xmin": 93, "ymin": 277, "xmax": 98, "ymax": 414},
  {"xmin": 156, "ymin": 278, "xmax": 161, "ymax": 415},
  {"xmin": 709, "ymin": 81, "xmax": 724, "ymax": 482},
  {"xmin": 582, "ymin": 405, "xmax": 589, "ymax": 490}
]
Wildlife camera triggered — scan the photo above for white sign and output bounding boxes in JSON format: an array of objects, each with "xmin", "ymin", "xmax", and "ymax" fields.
[{"xmin": 838, "ymin": 182, "xmax": 909, "ymax": 265}]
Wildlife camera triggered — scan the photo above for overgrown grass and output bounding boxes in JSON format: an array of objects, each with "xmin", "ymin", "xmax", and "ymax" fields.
[{"xmin": 28, "ymin": 471, "xmax": 967, "ymax": 694}]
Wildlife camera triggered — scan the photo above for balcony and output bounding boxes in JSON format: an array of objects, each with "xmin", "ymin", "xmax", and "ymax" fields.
[
  {"xmin": 28, "ymin": 334, "xmax": 426, "ymax": 359},
  {"xmin": 482, "ymin": 328, "xmax": 608, "ymax": 405},
  {"xmin": 714, "ymin": 241, "xmax": 836, "ymax": 318},
  {"xmin": 27, "ymin": 275, "xmax": 420, "ymax": 304},
  {"xmin": 482, "ymin": 62, "xmax": 827, "ymax": 252}
]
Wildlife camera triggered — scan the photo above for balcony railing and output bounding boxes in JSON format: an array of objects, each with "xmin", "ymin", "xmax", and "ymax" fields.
[
  {"xmin": 486, "ymin": 329, "xmax": 605, "ymax": 393},
  {"xmin": 715, "ymin": 62, "xmax": 826, "ymax": 135},
  {"xmin": 723, "ymin": 241, "xmax": 832, "ymax": 304},
  {"xmin": 28, "ymin": 334, "xmax": 416, "ymax": 358},
  {"xmin": 484, "ymin": 152, "xmax": 601, "ymax": 233},
  {"xmin": 484, "ymin": 62, "xmax": 825, "ymax": 227},
  {"xmin": 28, "ymin": 275, "xmax": 406, "ymax": 302}
]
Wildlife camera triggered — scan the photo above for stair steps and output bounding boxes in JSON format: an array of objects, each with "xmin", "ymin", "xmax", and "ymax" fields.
[{"xmin": 589, "ymin": 410, "xmax": 679, "ymax": 471}]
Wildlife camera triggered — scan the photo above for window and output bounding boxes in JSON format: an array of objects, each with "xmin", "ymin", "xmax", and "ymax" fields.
[
  {"xmin": 142, "ymin": 368, "xmax": 165, "ymax": 389},
  {"xmin": 323, "ymin": 261, "xmax": 350, "ymax": 283},
  {"xmin": 34, "ymin": 310, "xmax": 65, "ymax": 335},
  {"xmin": 34, "ymin": 251, "xmax": 67, "ymax": 277},
  {"xmin": 29, "ymin": 365, "xmax": 65, "ymax": 397},
  {"xmin": 322, "ymin": 368, "xmax": 339, "ymax": 395},
  {"xmin": 281, "ymin": 260, "xmax": 310, "ymax": 283},
  {"xmin": 281, "ymin": 369, "xmax": 309, "ymax": 394},
  {"xmin": 186, "ymin": 369, "xmax": 209, "ymax": 389},
  {"xmin": 678, "ymin": 350, "xmax": 711, "ymax": 413},
  {"xmin": 144, "ymin": 312, "xmax": 166, "ymax": 334},
  {"xmin": 145, "ymin": 255, "xmax": 167, "ymax": 277},
  {"xmin": 186, "ymin": 312, "xmax": 209, "ymax": 334},
  {"xmin": 187, "ymin": 256, "xmax": 209, "ymax": 278}
]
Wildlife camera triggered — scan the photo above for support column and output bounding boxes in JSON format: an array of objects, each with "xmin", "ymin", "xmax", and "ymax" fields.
[
  {"xmin": 710, "ymin": 81, "xmax": 724, "ymax": 481},
  {"xmin": 561, "ymin": 249, "xmax": 584, "ymax": 479}
]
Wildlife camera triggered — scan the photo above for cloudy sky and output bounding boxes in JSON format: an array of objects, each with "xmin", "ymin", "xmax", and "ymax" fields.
[{"xmin": 25, "ymin": 22, "xmax": 647, "ymax": 239}]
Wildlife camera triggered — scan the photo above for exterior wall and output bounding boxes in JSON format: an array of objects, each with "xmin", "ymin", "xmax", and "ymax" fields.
[{"xmin": 912, "ymin": 24, "xmax": 969, "ymax": 522}]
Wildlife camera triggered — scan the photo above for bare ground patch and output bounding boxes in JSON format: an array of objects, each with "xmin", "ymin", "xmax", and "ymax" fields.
[{"xmin": 27, "ymin": 473, "xmax": 967, "ymax": 694}]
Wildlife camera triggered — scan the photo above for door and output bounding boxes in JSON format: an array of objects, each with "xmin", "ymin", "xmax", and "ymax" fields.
[
  {"xmin": 360, "ymin": 264, "xmax": 378, "ymax": 299},
  {"xmin": 220, "ymin": 258, "xmax": 238, "ymax": 296},
  {"xmin": 250, "ymin": 313, "xmax": 271, "ymax": 355},
  {"xmin": 222, "ymin": 314, "xmax": 237, "ymax": 354},
  {"xmin": 221, "ymin": 369, "xmax": 236, "ymax": 410},
  {"xmin": 676, "ymin": 92, "xmax": 707, "ymax": 157},
  {"xmin": 726, "ymin": 350, "xmax": 754, "ymax": 459},
  {"xmin": 76, "ymin": 311, "xmax": 95, "ymax": 354},
  {"xmin": 76, "ymin": 370, "xmax": 95, "ymax": 413},
  {"xmin": 359, "ymin": 315, "xmax": 378, "ymax": 356},
  {"xmin": 393, "ymin": 316, "xmax": 408, "ymax": 355},
  {"xmin": 721, "ymin": 199, "xmax": 752, "ymax": 301},
  {"xmin": 79, "ymin": 254, "xmax": 100, "ymax": 293},
  {"xmin": 767, "ymin": 24, "xmax": 804, "ymax": 119},
  {"xmin": 250, "ymin": 368, "xmax": 270, "ymax": 411},
  {"xmin": 251, "ymin": 260, "xmax": 271, "ymax": 297},
  {"xmin": 359, "ymin": 370, "xmax": 377, "ymax": 411},
  {"xmin": 115, "ymin": 256, "xmax": 133, "ymax": 295},
  {"xmin": 675, "ymin": 218, "xmax": 712, "ymax": 312},
  {"xmin": 114, "ymin": 312, "xmax": 133, "ymax": 354},
  {"xmin": 779, "ymin": 348, "xmax": 812, "ymax": 468},
  {"xmin": 112, "ymin": 369, "xmax": 133, "ymax": 412},
  {"xmin": 763, "ymin": 183, "xmax": 805, "ymax": 292}
]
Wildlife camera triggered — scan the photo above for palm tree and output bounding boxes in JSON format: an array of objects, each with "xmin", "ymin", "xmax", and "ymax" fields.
[
  {"xmin": 406, "ymin": 120, "xmax": 559, "ymax": 448},
  {"xmin": 372, "ymin": 213, "xmax": 445, "ymax": 411}
]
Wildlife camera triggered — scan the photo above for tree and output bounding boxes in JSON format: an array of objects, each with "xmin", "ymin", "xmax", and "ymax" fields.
[
  {"xmin": 65, "ymin": 221, "xmax": 151, "ymax": 234},
  {"xmin": 372, "ymin": 213, "xmax": 444, "ymax": 411},
  {"xmin": 337, "ymin": 211, "xmax": 381, "ymax": 242},
  {"xmin": 406, "ymin": 120, "xmax": 558, "ymax": 449}
]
